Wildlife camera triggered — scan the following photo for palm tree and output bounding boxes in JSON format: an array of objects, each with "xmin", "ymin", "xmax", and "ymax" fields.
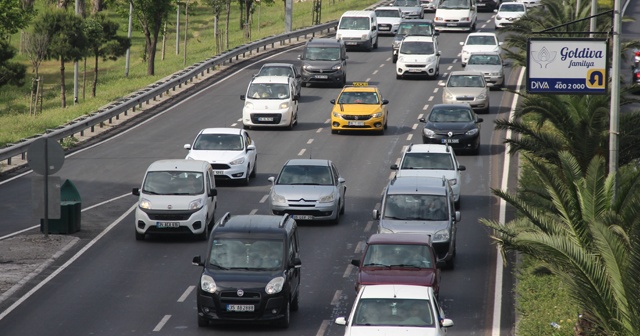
[{"xmin": 482, "ymin": 152, "xmax": 640, "ymax": 335}]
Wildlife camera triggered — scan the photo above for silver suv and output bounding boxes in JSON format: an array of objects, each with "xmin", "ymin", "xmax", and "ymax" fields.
[{"xmin": 374, "ymin": 176, "xmax": 460, "ymax": 268}]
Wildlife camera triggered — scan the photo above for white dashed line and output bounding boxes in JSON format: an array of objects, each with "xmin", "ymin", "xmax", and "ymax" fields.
[
  {"xmin": 237, "ymin": 118, "xmax": 242, "ymax": 122},
  {"xmin": 178, "ymin": 286, "xmax": 195, "ymax": 303},
  {"xmin": 388, "ymin": 171, "xmax": 395, "ymax": 180},
  {"xmin": 418, "ymin": 113, "xmax": 424, "ymax": 119},
  {"xmin": 355, "ymin": 241, "xmax": 365, "ymax": 254},
  {"xmin": 316, "ymin": 320, "xmax": 331, "ymax": 336},
  {"xmin": 453, "ymin": 59, "xmax": 458, "ymax": 63},
  {"xmin": 250, "ymin": 209, "xmax": 258, "ymax": 215},
  {"xmin": 412, "ymin": 124, "xmax": 418, "ymax": 130},
  {"xmin": 343, "ymin": 264, "xmax": 355, "ymax": 278},
  {"xmin": 298, "ymin": 149, "xmax": 306, "ymax": 156},
  {"xmin": 366, "ymin": 78, "xmax": 371, "ymax": 82},
  {"xmin": 231, "ymin": 123, "xmax": 238, "ymax": 127},
  {"xmin": 434, "ymin": 88, "xmax": 439, "ymax": 93},
  {"xmin": 423, "ymin": 104, "xmax": 429, "ymax": 110},
  {"xmin": 324, "ymin": 119, "xmax": 331, "ymax": 123},
  {"xmin": 373, "ymin": 70, "xmax": 379, "ymax": 75},
  {"xmin": 428, "ymin": 96, "xmax": 434, "ymax": 101},
  {"xmin": 317, "ymin": 128, "xmax": 323, "ymax": 133},
  {"xmin": 153, "ymin": 315, "xmax": 171, "ymax": 332},
  {"xmin": 407, "ymin": 134, "xmax": 413, "ymax": 141},
  {"xmin": 307, "ymin": 139, "xmax": 314, "ymax": 144},
  {"xmin": 447, "ymin": 65, "xmax": 453, "ymax": 70},
  {"xmin": 259, "ymin": 194, "xmax": 269, "ymax": 203},
  {"xmin": 379, "ymin": 64, "xmax": 385, "ymax": 67},
  {"xmin": 331, "ymin": 290, "xmax": 342, "ymax": 306},
  {"xmin": 364, "ymin": 221, "xmax": 373, "ymax": 232}
]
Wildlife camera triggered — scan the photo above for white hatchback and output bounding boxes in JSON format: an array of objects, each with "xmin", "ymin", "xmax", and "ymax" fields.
[
  {"xmin": 241, "ymin": 75, "xmax": 299, "ymax": 129},
  {"xmin": 494, "ymin": 2, "xmax": 527, "ymax": 29},
  {"xmin": 335, "ymin": 284, "xmax": 454, "ymax": 336},
  {"xmin": 396, "ymin": 36, "xmax": 441, "ymax": 79},
  {"xmin": 459, "ymin": 32, "xmax": 502, "ymax": 66}
]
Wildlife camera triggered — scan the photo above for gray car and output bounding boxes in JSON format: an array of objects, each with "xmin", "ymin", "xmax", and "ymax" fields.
[
  {"xmin": 374, "ymin": 176, "xmax": 460, "ymax": 268},
  {"xmin": 255, "ymin": 62, "xmax": 303, "ymax": 97},
  {"xmin": 268, "ymin": 159, "xmax": 346, "ymax": 224},
  {"xmin": 393, "ymin": 0, "xmax": 424, "ymax": 19},
  {"xmin": 463, "ymin": 52, "xmax": 505, "ymax": 89},
  {"xmin": 439, "ymin": 70, "xmax": 491, "ymax": 114}
]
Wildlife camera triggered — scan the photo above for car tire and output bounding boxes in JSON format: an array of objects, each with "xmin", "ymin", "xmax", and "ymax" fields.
[
  {"xmin": 392, "ymin": 55, "xmax": 398, "ymax": 63},
  {"xmin": 331, "ymin": 208, "xmax": 340, "ymax": 224},
  {"xmin": 340, "ymin": 195, "xmax": 346, "ymax": 215},
  {"xmin": 197, "ymin": 315, "xmax": 209, "ymax": 327},
  {"xmin": 135, "ymin": 230, "xmax": 145, "ymax": 241},
  {"xmin": 278, "ymin": 300, "xmax": 291, "ymax": 328},
  {"xmin": 242, "ymin": 168, "xmax": 251, "ymax": 186},
  {"xmin": 197, "ymin": 223, "xmax": 209, "ymax": 241},
  {"xmin": 250, "ymin": 160, "xmax": 257, "ymax": 178},
  {"xmin": 291, "ymin": 291, "xmax": 300, "ymax": 311},
  {"xmin": 384, "ymin": 117, "xmax": 388, "ymax": 130}
]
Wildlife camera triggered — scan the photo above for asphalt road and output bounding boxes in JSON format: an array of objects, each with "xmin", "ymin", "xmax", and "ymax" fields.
[{"xmin": 2, "ymin": 7, "xmax": 602, "ymax": 335}]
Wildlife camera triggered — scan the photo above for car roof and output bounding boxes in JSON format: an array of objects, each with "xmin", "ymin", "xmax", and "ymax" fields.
[
  {"xmin": 250, "ymin": 76, "xmax": 290, "ymax": 84},
  {"xmin": 360, "ymin": 284, "xmax": 434, "ymax": 300},
  {"xmin": 449, "ymin": 70, "xmax": 485, "ymax": 76},
  {"xmin": 405, "ymin": 143, "xmax": 453, "ymax": 154},
  {"xmin": 260, "ymin": 63, "xmax": 295, "ymax": 69},
  {"xmin": 402, "ymin": 36, "xmax": 435, "ymax": 43},
  {"xmin": 199, "ymin": 128, "xmax": 242, "ymax": 135},
  {"xmin": 375, "ymin": 6, "xmax": 402, "ymax": 10},
  {"xmin": 386, "ymin": 176, "xmax": 448, "ymax": 196},
  {"xmin": 340, "ymin": 86, "xmax": 378, "ymax": 93},
  {"xmin": 147, "ymin": 159, "xmax": 209, "ymax": 172},
  {"xmin": 341, "ymin": 10, "xmax": 376, "ymax": 16},
  {"xmin": 499, "ymin": 2, "xmax": 525, "ymax": 8},
  {"xmin": 430, "ymin": 103, "xmax": 473, "ymax": 111},
  {"xmin": 399, "ymin": 19, "xmax": 434, "ymax": 24},
  {"xmin": 285, "ymin": 159, "xmax": 331, "ymax": 166},
  {"xmin": 306, "ymin": 38, "xmax": 343, "ymax": 47},
  {"xmin": 214, "ymin": 213, "xmax": 296, "ymax": 235},
  {"xmin": 467, "ymin": 32, "xmax": 498, "ymax": 37},
  {"xmin": 367, "ymin": 233, "xmax": 433, "ymax": 245}
]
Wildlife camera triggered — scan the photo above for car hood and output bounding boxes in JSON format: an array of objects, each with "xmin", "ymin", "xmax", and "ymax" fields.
[
  {"xmin": 142, "ymin": 194, "xmax": 205, "ymax": 210},
  {"xmin": 334, "ymin": 104, "xmax": 383, "ymax": 115},
  {"xmin": 358, "ymin": 268, "xmax": 437, "ymax": 287},
  {"xmin": 378, "ymin": 17, "xmax": 403, "ymax": 25},
  {"xmin": 272, "ymin": 185, "xmax": 336, "ymax": 199},
  {"xmin": 398, "ymin": 54, "xmax": 437, "ymax": 63},
  {"xmin": 208, "ymin": 270, "xmax": 283, "ymax": 289},
  {"xmin": 436, "ymin": 8, "xmax": 472, "ymax": 19},
  {"xmin": 303, "ymin": 60, "xmax": 342, "ymax": 70},
  {"xmin": 444, "ymin": 87, "xmax": 486, "ymax": 97},
  {"xmin": 186, "ymin": 150, "xmax": 244, "ymax": 164},
  {"xmin": 379, "ymin": 219, "xmax": 450, "ymax": 234},
  {"xmin": 464, "ymin": 64, "xmax": 502, "ymax": 74},
  {"xmin": 424, "ymin": 120, "xmax": 477, "ymax": 132},
  {"xmin": 346, "ymin": 326, "xmax": 442, "ymax": 336},
  {"xmin": 396, "ymin": 169, "xmax": 457, "ymax": 180},
  {"xmin": 462, "ymin": 45, "xmax": 500, "ymax": 54}
]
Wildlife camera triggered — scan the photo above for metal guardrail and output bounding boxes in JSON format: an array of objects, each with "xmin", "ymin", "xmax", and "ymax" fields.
[{"xmin": 0, "ymin": 21, "xmax": 339, "ymax": 168}]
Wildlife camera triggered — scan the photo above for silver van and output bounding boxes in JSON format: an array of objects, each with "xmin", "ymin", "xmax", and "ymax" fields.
[{"xmin": 132, "ymin": 159, "xmax": 217, "ymax": 241}]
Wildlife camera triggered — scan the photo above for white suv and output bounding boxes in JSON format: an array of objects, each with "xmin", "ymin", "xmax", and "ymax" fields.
[
  {"xmin": 396, "ymin": 36, "xmax": 441, "ymax": 79},
  {"xmin": 391, "ymin": 143, "xmax": 465, "ymax": 208},
  {"xmin": 459, "ymin": 32, "xmax": 502, "ymax": 66},
  {"xmin": 241, "ymin": 76, "xmax": 299, "ymax": 129},
  {"xmin": 184, "ymin": 128, "xmax": 257, "ymax": 185}
]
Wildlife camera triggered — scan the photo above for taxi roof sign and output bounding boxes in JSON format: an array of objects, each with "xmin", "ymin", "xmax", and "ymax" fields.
[{"xmin": 352, "ymin": 82, "xmax": 369, "ymax": 87}]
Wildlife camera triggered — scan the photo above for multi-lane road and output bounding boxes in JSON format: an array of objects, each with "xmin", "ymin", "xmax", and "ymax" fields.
[{"xmin": 4, "ymin": 2, "xmax": 637, "ymax": 333}]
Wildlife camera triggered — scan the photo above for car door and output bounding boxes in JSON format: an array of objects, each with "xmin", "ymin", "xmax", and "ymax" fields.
[
  {"xmin": 288, "ymin": 230, "xmax": 301, "ymax": 297},
  {"xmin": 331, "ymin": 163, "xmax": 346, "ymax": 206},
  {"xmin": 243, "ymin": 131, "xmax": 257, "ymax": 169},
  {"xmin": 291, "ymin": 66, "xmax": 302, "ymax": 96}
]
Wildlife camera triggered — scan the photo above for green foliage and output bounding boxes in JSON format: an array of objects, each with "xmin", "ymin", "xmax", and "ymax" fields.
[
  {"xmin": 33, "ymin": 9, "xmax": 87, "ymax": 63},
  {"xmin": 0, "ymin": 40, "xmax": 26, "ymax": 87},
  {"xmin": 0, "ymin": 0, "xmax": 35, "ymax": 38}
]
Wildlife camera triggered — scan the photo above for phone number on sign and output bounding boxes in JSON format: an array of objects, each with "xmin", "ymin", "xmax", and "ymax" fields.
[{"xmin": 555, "ymin": 82, "xmax": 585, "ymax": 90}]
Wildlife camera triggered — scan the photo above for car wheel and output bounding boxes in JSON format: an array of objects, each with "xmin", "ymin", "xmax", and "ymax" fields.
[
  {"xmin": 287, "ymin": 115, "xmax": 295, "ymax": 130},
  {"xmin": 392, "ymin": 55, "xmax": 398, "ymax": 63},
  {"xmin": 197, "ymin": 223, "xmax": 209, "ymax": 241},
  {"xmin": 384, "ymin": 117, "xmax": 388, "ymax": 130},
  {"xmin": 291, "ymin": 291, "xmax": 300, "ymax": 311},
  {"xmin": 135, "ymin": 230, "xmax": 145, "ymax": 241},
  {"xmin": 242, "ymin": 168, "xmax": 251, "ymax": 186},
  {"xmin": 250, "ymin": 159, "xmax": 257, "ymax": 178},
  {"xmin": 331, "ymin": 207, "xmax": 341, "ymax": 224},
  {"xmin": 278, "ymin": 300, "xmax": 291, "ymax": 328},
  {"xmin": 339, "ymin": 195, "xmax": 345, "ymax": 215},
  {"xmin": 197, "ymin": 315, "xmax": 209, "ymax": 327}
]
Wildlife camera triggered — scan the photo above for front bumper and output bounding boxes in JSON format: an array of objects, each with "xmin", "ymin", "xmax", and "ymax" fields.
[
  {"xmin": 396, "ymin": 61, "xmax": 438, "ymax": 77},
  {"xmin": 434, "ymin": 21, "xmax": 473, "ymax": 31},
  {"xmin": 421, "ymin": 130, "xmax": 480, "ymax": 152},
  {"xmin": 301, "ymin": 69, "xmax": 344, "ymax": 84},
  {"xmin": 135, "ymin": 207, "xmax": 207, "ymax": 236},
  {"xmin": 210, "ymin": 162, "xmax": 249, "ymax": 180},
  {"xmin": 271, "ymin": 202, "xmax": 338, "ymax": 221},
  {"xmin": 197, "ymin": 288, "xmax": 287, "ymax": 323},
  {"xmin": 331, "ymin": 114, "xmax": 386, "ymax": 132},
  {"xmin": 243, "ymin": 108, "xmax": 294, "ymax": 128}
]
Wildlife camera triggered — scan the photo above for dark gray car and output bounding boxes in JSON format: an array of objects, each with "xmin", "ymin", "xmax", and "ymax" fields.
[{"xmin": 298, "ymin": 38, "xmax": 349, "ymax": 88}]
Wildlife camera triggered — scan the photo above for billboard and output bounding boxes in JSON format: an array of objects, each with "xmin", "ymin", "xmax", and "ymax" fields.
[{"xmin": 526, "ymin": 38, "xmax": 608, "ymax": 94}]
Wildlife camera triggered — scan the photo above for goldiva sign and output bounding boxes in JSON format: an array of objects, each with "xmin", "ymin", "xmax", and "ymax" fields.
[{"xmin": 526, "ymin": 38, "xmax": 608, "ymax": 94}]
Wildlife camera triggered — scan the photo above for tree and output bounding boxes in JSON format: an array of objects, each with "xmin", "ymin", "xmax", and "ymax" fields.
[
  {"xmin": 204, "ymin": 0, "xmax": 225, "ymax": 52},
  {"xmin": 0, "ymin": 0, "xmax": 33, "ymax": 89},
  {"xmin": 85, "ymin": 13, "xmax": 130, "ymax": 97},
  {"xmin": 0, "ymin": 40, "xmax": 27, "ymax": 87},
  {"xmin": 481, "ymin": 153, "xmax": 640, "ymax": 335},
  {"xmin": 33, "ymin": 9, "xmax": 88, "ymax": 108},
  {"xmin": 127, "ymin": 0, "xmax": 174, "ymax": 76}
]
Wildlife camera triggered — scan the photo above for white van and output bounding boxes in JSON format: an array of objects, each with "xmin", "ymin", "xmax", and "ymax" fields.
[
  {"xmin": 240, "ymin": 75, "xmax": 299, "ymax": 129},
  {"xmin": 132, "ymin": 159, "xmax": 217, "ymax": 241},
  {"xmin": 336, "ymin": 10, "xmax": 378, "ymax": 51},
  {"xmin": 434, "ymin": 0, "xmax": 477, "ymax": 32}
]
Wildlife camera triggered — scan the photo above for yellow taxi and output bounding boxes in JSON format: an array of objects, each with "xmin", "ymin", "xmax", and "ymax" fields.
[{"xmin": 330, "ymin": 82, "xmax": 389, "ymax": 134}]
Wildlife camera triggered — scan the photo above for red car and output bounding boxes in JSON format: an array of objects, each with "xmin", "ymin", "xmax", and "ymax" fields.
[{"xmin": 351, "ymin": 233, "xmax": 442, "ymax": 296}]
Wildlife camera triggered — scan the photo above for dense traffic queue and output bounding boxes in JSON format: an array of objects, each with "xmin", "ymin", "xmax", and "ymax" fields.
[{"xmin": 128, "ymin": 2, "xmax": 508, "ymax": 333}]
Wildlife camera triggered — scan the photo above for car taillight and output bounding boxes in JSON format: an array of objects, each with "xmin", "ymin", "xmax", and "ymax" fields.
[
  {"xmin": 635, "ymin": 51, "xmax": 640, "ymax": 56},
  {"xmin": 636, "ymin": 72, "xmax": 640, "ymax": 79}
]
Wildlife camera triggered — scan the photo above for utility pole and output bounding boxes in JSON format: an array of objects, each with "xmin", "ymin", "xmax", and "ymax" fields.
[
  {"xmin": 609, "ymin": 0, "xmax": 621, "ymax": 200},
  {"xmin": 184, "ymin": 0, "xmax": 189, "ymax": 65},
  {"xmin": 176, "ymin": 3, "xmax": 181, "ymax": 55},
  {"xmin": 74, "ymin": 0, "xmax": 80, "ymax": 104},
  {"xmin": 285, "ymin": 0, "xmax": 292, "ymax": 33},
  {"xmin": 590, "ymin": 0, "xmax": 597, "ymax": 38},
  {"xmin": 125, "ymin": 1, "xmax": 133, "ymax": 77}
]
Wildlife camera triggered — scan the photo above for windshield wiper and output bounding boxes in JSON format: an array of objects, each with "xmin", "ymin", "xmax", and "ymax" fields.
[
  {"xmin": 363, "ymin": 262, "xmax": 390, "ymax": 267},
  {"xmin": 389, "ymin": 264, "xmax": 421, "ymax": 269},
  {"xmin": 209, "ymin": 263, "xmax": 229, "ymax": 270}
]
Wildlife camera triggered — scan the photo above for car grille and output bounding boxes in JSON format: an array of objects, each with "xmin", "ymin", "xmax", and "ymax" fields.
[
  {"xmin": 306, "ymin": 68, "xmax": 338, "ymax": 74},
  {"xmin": 342, "ymin": 37, "xmax": 362, "ymax": 41},
  {"xmin": 443, "ymin": 19, "xmax": 461, "ymax": 23},
  {"xmin": 211, "ymin": 163, "xmax": 231, "ymax": 170},
  {"xmin": 455, "ymin": 96, "xmax": 475, "ymax": 101},
  {"xmin": 341, "ymin": 114, "xmax": 373, "ymax": 121},
  {"xmin": 379, "ymin": 24, "xmax": 392, "ymax": 29},
  {"xmin": 436, "ymin": 130, "xmax": 465, "ymax": 136},
  {"xmin": 406, "ymin": 64, "xmax": 427, "ymax": 68},
  {"xmin": 250, "ymin": 113, "xmax": 282, "ymax": 124},
  {"xmin": 217, "ymin": 290, "xmax": 262, "ymax": 319},
  {"xmin": 143, "ymin": 209, "xmax": 197, "ymax": 221}
]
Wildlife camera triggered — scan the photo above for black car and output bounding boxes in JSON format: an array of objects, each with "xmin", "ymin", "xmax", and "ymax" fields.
[
  {"xmin": 298, "ymin": 38, "xmax": 348, "ymax": 88},
  {"xmin": 419, "ymin": 103, "xmax": 483, "ymax": 154},
  {"xmin": 255, "ymin": 62, "xmax": 303, "ymax": 98},
  {"xmin": 192, "ymin": 213, "xmax": 302, "ymax": 328},
  {"xmin": 392, "ymin": 19, "xmax": 438, "ymax": 63},
  {"xmin": 476, "ymin": 0, "xmax": 500, "ymax": 12}
]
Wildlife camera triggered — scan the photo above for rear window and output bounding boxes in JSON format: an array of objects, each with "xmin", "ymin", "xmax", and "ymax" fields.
[{"xmin": 397, "ymin": 23, "xmax": 434, "ymax": 36}]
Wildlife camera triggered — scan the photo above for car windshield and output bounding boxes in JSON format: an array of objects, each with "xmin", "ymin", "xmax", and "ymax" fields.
[
  {"xmin": 353, "ymin": 298, "xmax": 434, "ymax": 327},
  {"xmin": 277, "ymin": 165, "xmax": 333, "ymax": 185},
  {"xmin": 193, "ymin": 133, "xmax": 243, "ymax": 150},
  {"xmin": 383, "ymin": 194, "xmax": 448, "ymax": 220},
  {"xmin": 467, "ymin": 55, "xmax": 501, "ymax": 65},
  {"xmin": 337, "ymin": 91, "xmax": 380, "ymax": 104},
  {"xmin": 466, "ymin": 35, "xmax": 497, "ymax": 46},
  {"xmin": 376, "ymin": 9, "xmax": 401, "ymax": 17},
  {"xmin": 394, "ymin": 0, "xmax": 420, "ymax": 6},
  {"xmin": 257, "ymin": 66, "xmax": 294, "ymax": 77},
  {"xmin": 428, "ymin": 107, "xmax": 474, "ymax": 122},
  {"xmin": 447, "ymin": 75, "xmax": 484, "ymax": 87},
  {"xmin": 397, "ymin": 23, "xmax": 434, "ymax": 36},
  {"xmin": 400, "ymin": 41, "xmax": 435, "ymax": 55},
  {"xmin": 500, "ymin": 3, "xmax": 525, "ymax": 11},
  {"xmin": 363, "ymin": 244, "xmax": 433, "ymax": 268},
  {"xmin": 438, "ymin": 0, "xmax": 470, "ymax": 9},
  {"xmin": 401, "ymin": 152, "xmax": 455, "ymax": 170},
  {"xmin": 304, "ymin": 46, "xmax": 341, "ymax": 61},
  {"xmin": 142, "ymin": 171, "xmax": 204, "ymax": 195},
  {"xmin": 208, "ymin": 238, "xmax": 284, "ymax": 271},
  {"xmin": 338, "ymin": 17, "xmax": 370, "ymax": 30},
  {"xmin": 247, "ymin": 83, "xmax": 290, "ymax": 99}
]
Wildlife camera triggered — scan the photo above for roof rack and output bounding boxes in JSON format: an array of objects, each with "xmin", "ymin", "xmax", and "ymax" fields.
[
  {"xmin": 218, "ymin": 212, "xmax": 232, "ymax": 227},
  {"xmin": 279, "ymin": 213, "xmax": 291, "ymax": 228}
]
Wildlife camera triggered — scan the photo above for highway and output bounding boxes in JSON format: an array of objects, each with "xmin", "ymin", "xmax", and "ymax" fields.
[{"xmin": 0, "ymin": 10, "xmax": 524, "ymax": 336}]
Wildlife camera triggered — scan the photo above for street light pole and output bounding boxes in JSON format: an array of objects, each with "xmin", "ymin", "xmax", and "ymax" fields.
[
  {"xmin": 609, "ymin": 0, "xmax": 621, "ymax": 200},
  {"xmin": 125, "ymin": 1, "xmax": 133, "ymax": 77},
  {"xmin": 74, "ymin": 0, "xmax": 80, "ymax": 104}
]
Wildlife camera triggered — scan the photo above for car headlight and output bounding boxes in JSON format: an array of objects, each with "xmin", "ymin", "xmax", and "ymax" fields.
[
  {"xmin": 477, "ymin": 92, "xmax": 487, "ymax": 100},
  {"xmin": 434, "ymin": 16, "xmax": 443, "ymax": 21},
  {"xmin": 433, "ymin": 229, "xmax": 450, "ymax": 243},
  {"xmin": 318, "ymin": 193, "xmax": 335, "ymax": 203},
  {"xmin": 332, "ymin": 64, "xmax": 343, "ymax": 70},
  {"xmin": 333, "ymin": 111, "xmax": 344, "ymax": 118},
  {"xmin": 423, "ymin": 128, "xmax": 436, "ymax": 137},
  {"xmin": 411, "ymin": 10, "xmax": 420, "ymax": 15},
  {"xmin": 361, "ymin": 34, "xmax": 368, "ymax": 40},
  {"xmin": 460, "ymin": 16, "xmax": 470, "ymax": 22},
  {"xmin": 245, "ymin": 102, "xmax": 254, "ymax": 110},
  {"xmin": 139, "ymin": 198, "xmax": 151, "ymax": 209},
  {"xmin": 189, "ymin": 198, "xmax": 204, "ymax": 210},
  {"xmin": 279, "ymin": 102, "xmax": 290, "ymax": 109},
  {"xmin": 270, "ymin": 192, "xmax": 287, "ymax": 206},
  {"xmin": 303, "ymin": 64, "xmax": 311, "ymax": 71},
  {"xmin": 372, "ymin": 111, "xmax": 383, "ymax": 118},
  {"xmin": 449, "ymin": 178, "xmax": 458, "ymax": 186},
  {"xmin": 496, "ymin": 15, "xmax": 503, "ymax": 19},
  {"xmin": 229, "ymin": 157, "xmax": 246, "ymax": 165},
  {"xmin": 465, "ymin": 128, "xmax": 479, "ymax": 136},
  {"xmin": 265, "ymin": 277, "xmax": 285, "ymax": 294},
  {"xmin": 201, "ymin": 274, "xmax": 217, "ymax": 293},
  {"xmin": 444, "ymin": 91, "xmax": 454, "ymax": 100}
]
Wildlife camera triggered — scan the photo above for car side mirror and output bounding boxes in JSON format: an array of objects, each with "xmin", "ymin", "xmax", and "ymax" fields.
[
  {"xmin": 455, "ymin": 211, "xmax": 461, "ymax": 222},
  {"xmin": 499, "ymin": 41, "xmax": 503, "ymax": 46},
  {"xmin": 441, "ymin": 318, "xmax": 455, "ymax": 328},
  {"xmin": 458, "ymin": 165, "xmax": 466, "ymax": 171},
  {"xmin": 434, "ymin": 31, "xmax": 440, "ymax": 36},
  {"xmin": 372, "ymin": 209, "xmax": 380, "ymax": 219},
  {"xmin": 390, "ymin": 164, "xmax": 399, "ymax": 170},
  {"xmin": 297, "ymin": 55, "xmax": 302, "ymax": 60},
  {"xmin": 293, "ymin": 94, "xmax": 300, "ymax": 101},
  {"xmin": 493, "ymin": 9, "xmax": 498, "ymax": 12},
  {"xmin": 209, "ymin": 188, "xmax": 217, "ymax": 197},
  {"xmin": 419, "ymin": 117, "xmax": 426, "ymax": 122},
  {"xmin": 330, "ymin": 99, "xmax": 336, "ymax": 104},
  {"xmin": 344, "ymin": 55, "xmax": 349, "ymax": 60},
  {"xmin": 438, "ymin": 82, "xmax": 446, "ymax": 87},
  {"xmin": 192, "ymin": 256, "xmax": 204, "ymax": 266},
  {"xmin": 132, "ymin": 188, "xmax": 140, "ymax": 196},
  {"xmin": 184, "ymin": 144, "xmax": 191, "ymax": 150},
  {"xmin": 268, "ymin": 176, "xmax": 276, "ymax": 184},
  {"xmin": 292, "ymin": 257, "xmax": 302, "ymax": 268},
  {"xmin": 338, "ymin": 177, "xmax": 346, "ymax": 184},
  {"xmin": 240, "ymin": 95, "xmax": 246, "ymax": 100},
  {"xmin": 486, "ymin": 82, "xmax": 494, "ymax": 87},
  {"xmin": 477, "ymin": 118, "xmax": 484, "ymax": 123},
  {"xmin": 372, "ymin": 26, "xmax": 377, "ymax": 31},
  {"xmin": 335, "ymin": 317, "xmax": 347, "ymax": 326},
  {"xmin": 459, "ymin": 41, "xmax": 464, "ymax": 46},
  {"xmin": 247, "ymin": 144, "xmax": 256, "ymax": 151},
  {"xmin": 382, "ymin": 99, "xmax": 389, "ymax": 105},
  {"xmin": 296, "ymin": 74, "xmax": 301, "ymax": 78},
  {"xmin": 351, "ymin": 259, "xmax": 361, "ymax": 267},
  {"xmin": 436, "ymin": 51, "xmax": 441, "ymax": 56}
]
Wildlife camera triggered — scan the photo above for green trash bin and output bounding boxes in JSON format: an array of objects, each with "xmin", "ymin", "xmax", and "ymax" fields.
[{"xmin": 40, "ymin": 179, "xmax": 81, "ymax": 234}]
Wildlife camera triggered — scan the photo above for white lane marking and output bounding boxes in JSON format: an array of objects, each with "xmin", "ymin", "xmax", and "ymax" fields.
[
  {"xmin": 422, "ymin": 104, "xmax": 429, "ymax": 110},
  {"xmin": 355, "ymin": 240, "xmax": 365, "ymax": 254},
  {"xmin": 307, "ymin": 139, "xmax": 314, "ymax": 144},
  {"xmin": 298, "ymin": 149, "xmax": 306, "ymax": 156},
  {"xmin": 237, "ymin": 118, "xmax": 242, "ymax": 122},
  {"xmin": 366, "ymin": 78, "xmax": 371, "ymax": 82},
  {"xmin": 412, "ymin": 124, "xmax": 418, "ymax": 130},
  {"xmin": 373, "ymin": 70, "xmax": 379, "ymax": 75},
  {"xmin": 324, "ymin": 119, "xmax": 331, "ymax": 123},
  {"xmin": 316, "ymin": 320, "xmax": 331, "ymax": 336},
  {"xmin": 453, "ymin": 59, "xmax": 458, "ymax": 63},
  {"xmin": 0, "ymin": 204, "xmax": 136, "ymax": 321},
  {"xmin": 447, "ymin": 65, "xmax": 453, "ymax": 70},
  {"xmin": 434, "ymin": 88, "xmax": 439, "ymax": 93},
  {"xmin": 231, "ymin": 123, "xmax": 238, "ymax": 127},
  {"xmin": 364, "ymin": 221, "xmax": 373, "ymax": 232},
  {"xmin": 428, "ymin": 96, "xmax": 434, "ymax": 101},
  {"xmin": 407, "ymin": 134, "xmax": 413, "ymax": 141},
  {"xmin": 250, "ymin": 209, "xmax": 258, "ymax": 215},
  {"xmin": 317, "ymin": 128, "xmax": 323, "ymax": 133},
  {"xmin": 153, "ymin": 315, "xmax": 171, "ymax": 332},
  {"xmin": 388, "ymin": 172, "xmax": 395, "ymax": 180},
  {"xmin": 418, "ymin": 113, "xmax": 424, "ymax": 119},
  {"xmin": 379, "ymin": 64, "xmax": 385, "ymax": 68},
  {"xmin": 331, "ymin": 290, "xmax": 342, "ymax": 306},
  {"xmin": 178, "ymin": 286, "xmax": 195, "ymax": 303},
  {"xmin": 343, "ymin": 264, "xmax": 354, "ymax": 278},
  {"xmin": 492, "ymin": 66, "xmax": 525, "ymax": 336},
  {"xmin": 259, "ymin": 194, "xmax": 269, "ymax": 203}
]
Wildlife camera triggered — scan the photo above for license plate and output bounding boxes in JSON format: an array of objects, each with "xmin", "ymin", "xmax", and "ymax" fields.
[
  {"xmin": 258, "ymin": 117, "xmax": 274, "ymax": 121},
  {"xmin": 213, "ymin": 170, "xmax": 224, "ymax": 175},
  {"xmin": 314, "ymin": 75, "xmax": 328, "ymax": 79},
  {"xmin": 477, "ymin": 3, "xmax": 485, "ymax": 5},
  {"xmin": 348, "ymin": 121, "xmax": 365, "ymax": 126},
  {"xmin": 446, "ymin": 23, "xmax": 458, "ymax": 27},
  {"xmin": 346, "ymin": 42, "xmax": 358, "ymax": 45},
  {"xmin": 442, "ymin": 139, "xmax": 460, "ymax": 143},
  {"xmin": 156, "ymin": 222, "xmax": 180, "ymax": 228},
  {"xmin": 408, "ymin": 69, "xmax": 423, "ymax": 72},
  {"xmin": 293, "ymin": 215, "xmax": 314, "ymax": 220},
  {"xmin": 227, "ymin": 304, "xmax": 255, "ymax": 312},
  {"xmin": 380, "ymin": 27, "xmax": 390, "ymax": 31}
]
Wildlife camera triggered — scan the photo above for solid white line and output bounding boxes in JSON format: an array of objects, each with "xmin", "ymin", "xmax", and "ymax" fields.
[
  {"xmin": 343, "ymin": 264, "xmax": 354, "ymax": 278},
  {"xmin": 153, "ymin": 315, "xmax": 171, "ymax": 332},
  {"xmin": 492, "ymin": 66, "xmax": 525, "ymax": 336},
  {"xmin": 178, "ymin": 286, "xmax": 195, "ymax": 303},
  {"xmin": 259, "ymin": 194, "xmax": 269, "ymax": 203},
  {"xmin": 82, "ymin": 193, "xmax": 131, "ymax": 212},
  {"xmin": 330, "ymin": 290, "xmax": 342, "ymax": 306},
  {"xmin": 0, "ymin": 204, "xmax": 137, "ymax": 321},
  {"xmin": 316, "ymin": 320, "xmax": 331, "ymax": 336}
]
